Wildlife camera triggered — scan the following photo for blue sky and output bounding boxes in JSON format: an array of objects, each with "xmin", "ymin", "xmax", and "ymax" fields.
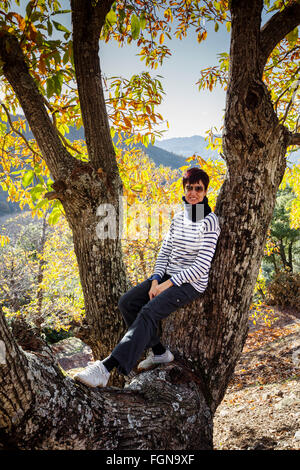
[{"xmin": 100, "ymin": 22, "xmax": 230, "ymax": 140}]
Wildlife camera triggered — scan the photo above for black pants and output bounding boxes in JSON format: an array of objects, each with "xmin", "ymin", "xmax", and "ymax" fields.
[{"xmin": 111, "ymin": 273, "xmax": 203, "ymax": 375}]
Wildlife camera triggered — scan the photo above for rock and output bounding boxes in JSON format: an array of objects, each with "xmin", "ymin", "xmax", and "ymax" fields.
[
  {"xmin": 262, "ymin": 393, "xmax": 271, "ymax": 400},
  {"xmin": 274, "ymin": 395, "xmax": 300, "ymax": 410},
  {"xmin": 51, "ymin": 337, "xmax": 93, "ymax": 371},
  {"xmin": 235, "ymin": 406, "xmax": 245, "ymax": 412},
  {"xmin": 294, "ymin": 431, "xmax": 300, "ymax": 441},
  {"xmin": 219, "ymin": 409, "xmax": 229, "ymax": 417}
]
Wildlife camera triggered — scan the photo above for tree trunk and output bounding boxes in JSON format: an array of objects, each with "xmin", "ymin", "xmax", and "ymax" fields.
[
  {"xmin": 271, "ymin": 252, "xmax": 279, "ymax": 273},
  {"xmin": 288, "ymin": 241, "xmax": 293, "ymax": 272},
  {"xmin": 279, "ymin": 239, "xmax": 288, "ymax": 270},
  {"xmin": 35, "ymin": 215, "xmax": 47, "ymax": 327}
]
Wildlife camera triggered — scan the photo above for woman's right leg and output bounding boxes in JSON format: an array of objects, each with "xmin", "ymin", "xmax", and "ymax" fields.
[
  {"xmin": 118, "ymin": 279, "xmax": 152, "ymax": 329},
  {"xmin": 118, "ymin": 274, "xmax": 170, "ymax": 349}
]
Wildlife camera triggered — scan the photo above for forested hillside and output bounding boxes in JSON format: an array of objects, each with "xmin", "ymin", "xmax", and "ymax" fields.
[{"xmin": 0, "ymin": 115, "xmax": 191, "ymax": 216}]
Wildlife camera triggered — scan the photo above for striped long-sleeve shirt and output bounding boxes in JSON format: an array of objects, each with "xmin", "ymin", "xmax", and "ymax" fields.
[{"xmin": 149, "ymin": 210, "xmax": 221, "ymax": 293}]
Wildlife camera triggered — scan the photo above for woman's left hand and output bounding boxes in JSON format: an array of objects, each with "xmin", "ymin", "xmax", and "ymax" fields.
[{"xmin": 153, "ymin": 279, "xmax": 174, "ymax": 297}]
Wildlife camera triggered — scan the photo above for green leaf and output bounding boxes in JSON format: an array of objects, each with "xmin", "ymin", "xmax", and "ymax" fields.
[
  {"xmin": 226, "ymin": 21, "xmax": 231, "ymax": 33},
  {"xmin": 63, "ymin": 49, "xmax": 69, "ymax": 65},
  {"xmin": 46, "ymin": 77, "xmax": 55, "ymax": 98},
  {"xmin": 0, "ymin": 122, "xmax": 6, "ymax": 135},
  {"xmin": 131, "ymin": 14, "xmax": 140, "ymax": 40},
  {"xmin": 106, "ymin": 9, "xmax": 117, "ymax": 26},
  {"xmin": 140, "ymin": 12, "xmax": 146, "ymax": 30},
  {"xmin": 143, "ymin": 134, "xmax": 149, "ymax": 147},
  {"xmin": 132, "ymin": 184, "xmax": 143, "ymax": 192},
  {"xmin": 47, "ymin": 19, "xmax": 53, "ymax": 36},
  {"xmin": 37, "ymin": 175, "xmax": 44, "ymax": 185},
  {"xmin": 48, "ymin": 209, "xmax": 61, "ymax": 225},
  {"xmin": 215, "ymin": 22, "xmax": 219, "ymax": 32},
  {"xmin": 30, "ymin": 185, "xmax": 44, "ymax": 202},
  {"xmin": 46, "ymin": 179, "xmax": 54, "ymax": 190},
  {"xmin": 53, "ymin": 72, "xmax": 64, "ymax": 96},
  {"xmin": 26, "ymin": 1, "xmax": 33, "ymax": 18},
  {"xmin": 286, "ymin": 27, "xmax": 298, "ymax": 47},
  {"xmin": 110, "ymin": 127, "xmax": 116, "ymax": 139},
  {"xmin": 35, "ymin": 199, "xmax": 48, "ymax": 210},
  {"xmin": 119, "ymin": 8, "xmax": 126, "ymax": 24},
  {"xmin": 52, "ymin": 20, "xmax": 70, "ymax": 35},
  {"xmin": 51, "ymin": 9, "xmax": 72, "ymax": 15},
  {"xmin": 22, "ymin": 170, "xmax": 34, "ymax": 188},
  {"xmin": 53, "ymin": 50, "xmax": 61, "ymax": 66}
]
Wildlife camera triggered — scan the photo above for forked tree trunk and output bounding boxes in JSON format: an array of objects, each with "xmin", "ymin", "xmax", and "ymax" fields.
[
  {"xmin": 1, "ymin": 0, "xmax": 300, "ymax": 450},
  {"xmin": 0, "ymin": 306, "xmax": 212, "ymax": 450}
]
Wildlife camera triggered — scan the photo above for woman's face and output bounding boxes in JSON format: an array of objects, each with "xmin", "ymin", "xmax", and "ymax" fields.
[{"xmin": 184, "ymin": 180, "xmax": 207, "ymax": 205}]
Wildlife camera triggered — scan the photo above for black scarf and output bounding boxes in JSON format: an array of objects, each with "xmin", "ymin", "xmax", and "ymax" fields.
[{"xmin": 182, "ymin": 195, "xmax": 212, "ymax": 222}]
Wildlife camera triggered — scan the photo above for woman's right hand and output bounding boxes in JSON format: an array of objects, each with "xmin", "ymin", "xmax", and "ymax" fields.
[{"xmin": 148, "ymin": 280, "xmax": 159, "ymax": 300}]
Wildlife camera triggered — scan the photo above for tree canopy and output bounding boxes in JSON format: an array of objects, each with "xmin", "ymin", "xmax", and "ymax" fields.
[{"xmin": 0, "ymin": 1, "xmax": 299, "ymax": 232}]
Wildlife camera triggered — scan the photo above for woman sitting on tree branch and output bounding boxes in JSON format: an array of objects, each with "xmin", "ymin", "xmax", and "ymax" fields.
[{"xmin": 74, "ymin": 167, "xmax": 221, "ymax": 387}]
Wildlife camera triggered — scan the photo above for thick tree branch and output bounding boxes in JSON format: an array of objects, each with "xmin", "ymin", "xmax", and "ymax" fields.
[
  {"xmin": 229, "ymin": 0, "xmax": 263, "ymax": 84},
  {"xmin": 0, "ymin": 33, "xmax": 74, "ymax": 180},
  {"xmin": 289, "ymin": 132, "xmax": 300, "ymax": 146},
  {"xmin": 71, "ymin": 0, "xmax": 118, "ymax": 177},
  {"xmin": 259, "ymin": 1, "xmax": 300, "ymax": 74}
]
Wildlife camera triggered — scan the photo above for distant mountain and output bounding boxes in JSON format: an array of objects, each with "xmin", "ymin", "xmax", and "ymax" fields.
[
  {"xmin": 138, "ymin": 143, "xmax": 186, "ymax": 169},
  {"xmin": 156, "ymin": 135, "xmax": 221, "ymax": 161},
  {"xmin": 113, "ymin": 135, "xmax": 186, "ymax": 169},
  {"xmin": 156, "ymin": 134, "xmax": 300, "ymax": 164}
]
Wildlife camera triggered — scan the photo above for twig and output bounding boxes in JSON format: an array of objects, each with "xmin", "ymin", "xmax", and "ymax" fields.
[
  {"xmin": 274, "ymin": 65, "xmax": 300, "ymax": 110},
  {"xmin": 42, "ymin": 96, "xmax": 83, "ymax": 155},
  {"xmin": 280, "ymin": 76, "xmax": 300, "ymax": 124},
  {"xmin": 264, "ymin": 45, "xmax": 300, "ymax": 72},
  {"xmin": 1, "ymin": 103, "xmax": 41, "ymax": 158}
]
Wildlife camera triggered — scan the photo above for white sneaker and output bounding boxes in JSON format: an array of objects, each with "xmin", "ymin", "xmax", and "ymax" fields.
[
  {"xmin": 137, "ymin": 350, "xmax": 174, "ymax": 371},
  {"xmin": 74, "ymin": 361, "xmax": 110, "ymax": 387}
]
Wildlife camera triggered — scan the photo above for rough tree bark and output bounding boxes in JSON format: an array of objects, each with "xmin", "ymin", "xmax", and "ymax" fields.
[{"xmin": 0, "ymin": 0, "xmax": 300, "ymax": 450}]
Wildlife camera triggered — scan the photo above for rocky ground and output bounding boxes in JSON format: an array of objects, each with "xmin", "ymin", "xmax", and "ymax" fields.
[
  {"xmin": 52, "ymin": 304, "xmax": 300, "ymax": 451},
  {"xmin": 213, "ymin": 305, "xmax": 300, "ymax": 450}
]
